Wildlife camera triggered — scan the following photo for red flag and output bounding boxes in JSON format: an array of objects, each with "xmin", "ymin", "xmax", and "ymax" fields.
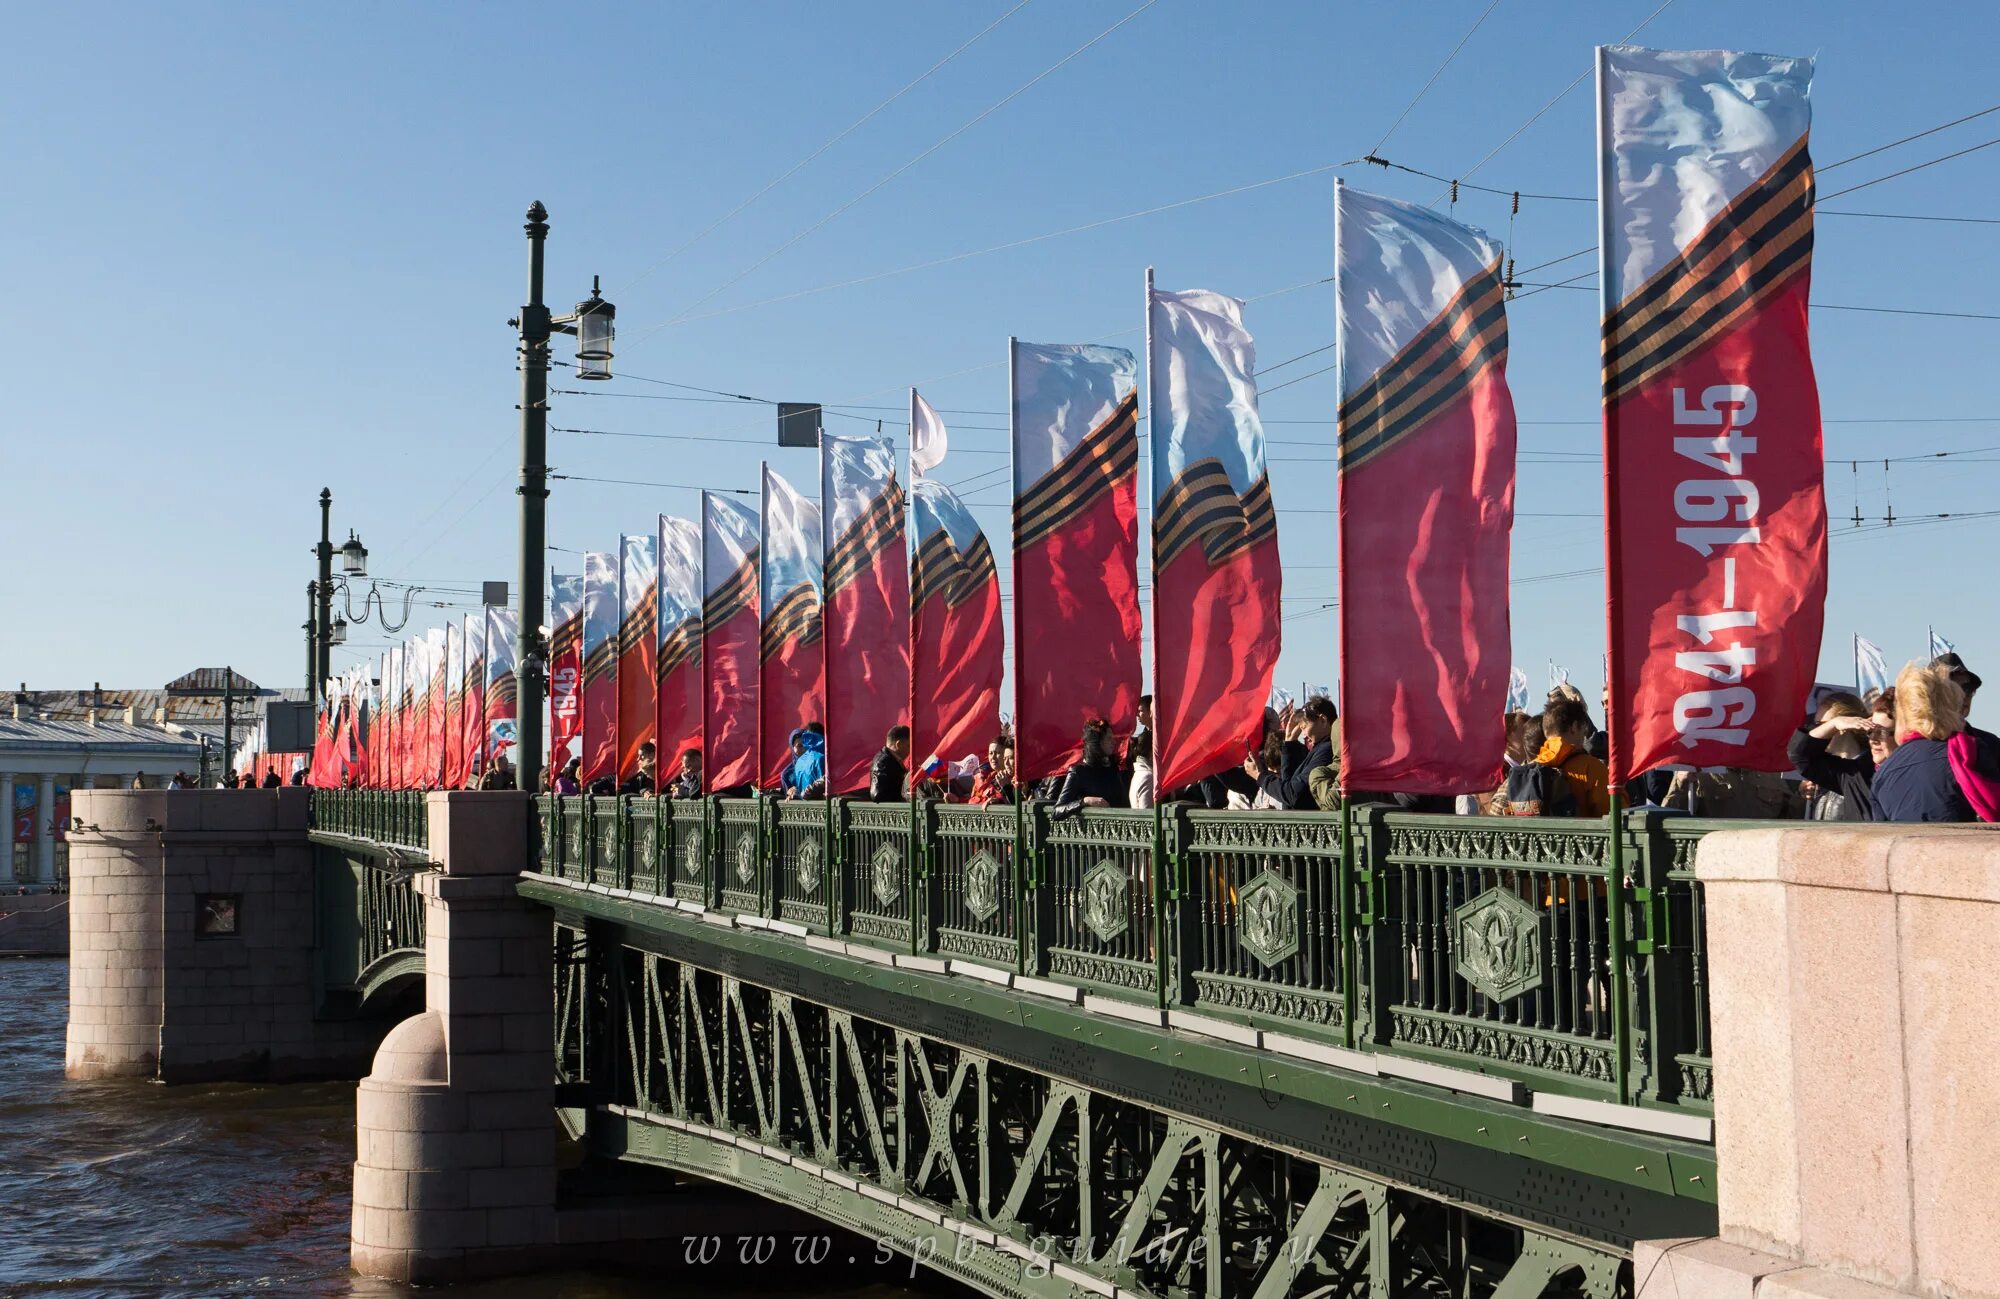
[
  {"xmin": 547, "ymin": 574, "xmax": 584, "ymax": 784},
  {"xmin": 424, "ymin": 628, "xmax": 448, "ymax": 790},
  {"xmin": 443, "ymin": 623, "xmax": 467, "ymax": 790},
  {"xmin": 910, "ymin": 477, "xmax": 1002, "ymax": 767},
  {"xmin": 655, "ymin": 518, "xmax": 703, "ymax": 777},
  {"xmin": 1599, "ymin": 47, "xmax": 1824, "ymax": 785},
  {"xmin": 821, "ymin": 435, "xmax": 910, "ymax": 795},
  {"xmin": 1335, "ymin": 186, "xmax": 1516, "ymax": 796},
  {"xmin": 1149, "ymin": 285, "xmax": 1283, "ymax": 795},
  {"xmin": 759, "ymin": 467, "xmax": 823, "ymax": 789},
  {"xmin": 702, "ymin": 493, "xmax": 760, "ymax": 792},
  {"xmin": 617, "ymin": 535, "xmax": 658, "ymax": 784},
  {"xmin": 1011, "ymin": 341, "xmax": 1141, "ymax": 783},
  {"xmin": 459, "ymin": 614, "xmax": 486, "ymax": 781},
  {"xmin": 580, "ymin": 551, "xmax": 620, "ymax": 786}
]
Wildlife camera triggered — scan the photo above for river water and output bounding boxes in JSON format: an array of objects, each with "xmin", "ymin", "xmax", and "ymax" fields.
[{"xmin": 0, "ymin": 960, "xmax": 938, "ymax": 1299}]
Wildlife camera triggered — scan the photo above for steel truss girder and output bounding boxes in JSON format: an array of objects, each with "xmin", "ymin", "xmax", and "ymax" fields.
[{"xmin": 590, "ymin": 936, "xmax": 1630, "ymax": 1299}]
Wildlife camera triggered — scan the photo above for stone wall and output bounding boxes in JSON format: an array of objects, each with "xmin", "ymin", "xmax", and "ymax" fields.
[
  {"xmin": 1637, "ymin": 824, "xmax": 2000, "ymax": 1299},
  {"xmin": 66, "ymin": 788, "xmax": 387, "ymax": 1083}
]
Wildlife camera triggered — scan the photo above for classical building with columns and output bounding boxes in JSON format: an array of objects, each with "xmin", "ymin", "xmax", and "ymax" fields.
[{"xmin": 2, "ymin": 714, "xmax": 202, "ymax": 888}]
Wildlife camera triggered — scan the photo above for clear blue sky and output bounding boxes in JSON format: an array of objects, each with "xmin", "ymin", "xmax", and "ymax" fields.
[{"xmin": 6, "ymin": 1, "xmax": 1997, "ymax": 714}]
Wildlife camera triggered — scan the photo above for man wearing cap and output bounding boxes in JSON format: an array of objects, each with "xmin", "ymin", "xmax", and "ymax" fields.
[{"xmin": 784, "ymin": 723, "xmax": 826, "ymax": 799}]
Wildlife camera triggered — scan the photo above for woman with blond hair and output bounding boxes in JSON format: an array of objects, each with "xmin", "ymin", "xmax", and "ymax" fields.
[{"xmin": 1871, "ymin": 664, "xmax": 1976, "ymax": 822}]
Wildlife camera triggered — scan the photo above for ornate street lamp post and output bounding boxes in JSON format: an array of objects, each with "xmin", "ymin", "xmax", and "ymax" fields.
[{"xmin": 511, "ymin": 201, "xmax": 613, "ymax": 796}]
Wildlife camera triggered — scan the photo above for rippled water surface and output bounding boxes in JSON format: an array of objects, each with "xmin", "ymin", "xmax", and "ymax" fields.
[{"xmin": 0, "ymin": 960, "xmax": 933, "ymax": 1299}]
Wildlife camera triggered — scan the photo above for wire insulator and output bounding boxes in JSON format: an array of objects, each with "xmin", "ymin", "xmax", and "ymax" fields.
[
  {"xmin": 1450, "ymin": 179, "xmax": 1459, "ymax": 205},
  {"xmin": 1511, "ymin": 190, "xmax": 1520, "ymax": 216}
]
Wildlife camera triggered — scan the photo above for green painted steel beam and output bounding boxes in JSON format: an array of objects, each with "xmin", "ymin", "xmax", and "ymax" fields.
[{"xmin": 518, "ymin": 875, "xmax": 1716, "ymax": 1249}]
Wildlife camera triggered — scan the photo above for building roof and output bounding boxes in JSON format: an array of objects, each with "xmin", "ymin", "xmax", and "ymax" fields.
[
  {"xmin": 163, "ymin": 667, "xmax": 266, "ymax": 695},
  {"xmin": 0, "ymin": 715, "xmax": 203, "ymax": 757}
]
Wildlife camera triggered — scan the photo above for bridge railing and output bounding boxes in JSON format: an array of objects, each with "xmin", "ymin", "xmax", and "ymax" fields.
[{"xmin": 320, "ymin": 790, "xmax": 1729, "ymax": 1112}]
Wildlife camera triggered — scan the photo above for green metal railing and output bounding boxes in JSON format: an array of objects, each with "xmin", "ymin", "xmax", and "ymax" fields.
[{"xmin": 313, "ymin": 789, "xmax": 1733, "ymax": 1112}]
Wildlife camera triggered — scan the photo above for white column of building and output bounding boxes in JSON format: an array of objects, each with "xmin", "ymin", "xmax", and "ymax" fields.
[
  {"xmin": 34, "ymin": 774, "xmax": 56, "ymax": 884},
  {"xmin": 0, "ymin": 772, "xmax": 14, "ymax": 882}
]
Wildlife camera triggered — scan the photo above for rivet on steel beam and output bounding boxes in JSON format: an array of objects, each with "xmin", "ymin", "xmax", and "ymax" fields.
[
  {"xmin": 1477, "ymin": 1126, "xmax": 1488, "ymax": 1134},
  {"xmin": 1635, "ymin": 1165, "xmax": 1647, "ymax": 1173}
]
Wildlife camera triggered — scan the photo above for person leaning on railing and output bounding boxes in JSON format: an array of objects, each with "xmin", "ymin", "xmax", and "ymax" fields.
[{"xmin": 968, "ymin": 735, "xmax": 1016, "ymax": 805}]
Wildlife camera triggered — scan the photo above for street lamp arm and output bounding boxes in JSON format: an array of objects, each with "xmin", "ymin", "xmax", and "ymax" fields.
[{"xmin": 327, "ymin": 579, "xmax": 422, "ymax": 633}]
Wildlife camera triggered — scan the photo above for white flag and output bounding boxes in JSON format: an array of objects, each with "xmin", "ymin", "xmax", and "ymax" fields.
[
  {"xmin": 1855, "ymin": 636, "xmax": 1890, "ymax": 697},
  {"xmin": 911, "ymin": 389, "xmax": 948, "ymax": 477},
  {"xmin": 1507, "ymin": 667, "xmax": 1530, "ymax": 713},
  {"xmin": 1929, "ymin": 629, "xmax": 1955, "ymax": 659}
]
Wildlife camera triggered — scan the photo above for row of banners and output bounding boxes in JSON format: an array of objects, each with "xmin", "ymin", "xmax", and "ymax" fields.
[
  {"xmin": 326, "ymin": 45, "xmax": 1827, "ymax": 799},
  {"xmin": 305, "ymin": 606, "xmax": 521, "ymax": 789}
]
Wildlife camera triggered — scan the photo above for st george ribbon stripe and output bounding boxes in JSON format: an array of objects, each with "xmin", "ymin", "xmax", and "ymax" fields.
[
  {"xmin": 824, "ymin": 486, "xmax": 904, "ymax": 595},
  {"xmin": 706, "ymin": 560, "xmax": 756, "ymax": 626},
  {"xmin": 1015, "ymin": 391, "xmax": 1139, "ymax": 550},
  {"xmin": 760, "ymin": 584, "xmax": 822, "ymax": 656},
  {"xmin": 1154, "ymin": 461, "xmax": 1275, "ymax": 568},
  {"xmin": 1337, "ymin": 261, "xmax": 1508, "ymax": 471},
  {"xmin": 1604, "ymin": 141, "xmax": 1815, "ymax": 400},
  {"xmin": 658, "ymin": 618, "xmax": 702, "ymax": 679}
]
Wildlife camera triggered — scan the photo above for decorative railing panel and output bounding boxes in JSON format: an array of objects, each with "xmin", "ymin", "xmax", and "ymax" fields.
[
  {"xmin": 840, "ymin": 802, "xmax": 917, "ymax": 949},
  {"xmin": 1174, "ymin": 808, "xmax": 1350, "ymax": 1037},
  {"xmin": 311, "ymin": 789, "xmax": 429, "ymax": 853},
  {"xmin": 770, "ymin": 799, "xmax": 835, "ymax": 931},
  {"xmin": 925, "ymin": 802, "xmax": 1024, "ymax": 972},
  {"xmin": 1357, "ymin": 809, "xmax": 1637, "ymax": 1098},
  {"xmin": 1644, "ymin": 815, "xmax": 1724, "ymax": 1108},
  {"xmin": 670, "ymin": 799, "xmax": 711, "ymax": 905},
  {"xmin": 1039, "ymin": 807, "xmax": 1158, "ymax": 998},
  {"xmin": 716, "ymin": 797, "xmax": 765, "ymax": 915}
]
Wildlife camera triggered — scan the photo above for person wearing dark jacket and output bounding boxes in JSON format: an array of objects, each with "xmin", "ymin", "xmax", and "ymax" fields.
[
  {"xmin": 1055, "ymin": 718, "xmax": 1129, "ymax": 808},
  {"xmin": 1248, "ymin": 696, "xmax": 1335, "ymax": 810},
  {"xmin": 1788, "ymin": 693, "xmax": 1876, "ymax": 821},
  {"xmin": 618, "ymin": 742, "xmax": 658, "ymax": 796},
  {"xmin": 869, "ymin": 726, "xmax": 911, "ymax": 802},
  {"xmin": 1872, "ymin": 664, "xmax": 1976, "ymax": 823}
]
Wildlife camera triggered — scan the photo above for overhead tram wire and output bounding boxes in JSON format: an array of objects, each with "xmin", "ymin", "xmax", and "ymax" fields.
[
  {"xmin": 625, "ymin": 0, "xmax": 1032, "ymax": 288},
  {"xmin": 638, "ymin": 162, "xmax": 1356, "ymax": 332},
  {"xmin": 1368, "ymin": 0, "xmax": 1507, "ymax": 156},
  {"xmin": 635, "ymin": 0, "xmax": 1164, "ymax": 340}
]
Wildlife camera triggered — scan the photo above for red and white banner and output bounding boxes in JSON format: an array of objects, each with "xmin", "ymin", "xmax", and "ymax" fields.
[
  {"xmin": 580, "ymin": 551, "xmax": 619, "ymax": 786},
  {"xmin": 1011, "ymin": 340, "xmax": 1141, "ymax": 782},
  {"xmin": 443, "ymin": 621, "xmax": 466, "ymax": 790},
  {"xmin": 1334, "ymin": 185, "xmax": 1516, "ymax": 796},
  {"xmin": 459, "ymin": 612, "xmax": 486, "ymax": 780},
  {"xmin": 1598, "ymin": 45, "xmax": 1825, "ymax": 784},
  {"xmin": 1149, "ymin": 284, "xmax": 1282, "ymax": 795},
  {"xmin": 821, "ymin": 434, "xmax": 910, "ymax": 795},
  {"xmin": 547, "ymin": 573, "xmax": 585, "ymax": 782},
  {"xmin": 702, "ymin": 492, "xmax": 761, "ymax": 792},
  {"xmin": 617, "ymin": 534, "xmax": 658, "ymax": 784},
  {"xmin": 656, "ymin": 517, "xmax": 703, "ymax": 775},
  {"xmin": 484, "ymin": 607, "xmax": 519, "ymax": 768},
  {"xmin": 910, "ymin": 476, "xmax": 1002, "ymax": 768},
  {"xmin": 760, "ymin": 466, "xmax": 823, "ymax": 790},
  {"xmin": 424, "ymin": 627, "xmax": 448, "ymax": 790}
]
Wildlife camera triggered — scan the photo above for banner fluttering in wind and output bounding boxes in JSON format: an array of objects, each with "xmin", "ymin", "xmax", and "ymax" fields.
[
  {"xmin": 1928, "ymin": 629, "xmax": 1955, "ymax": 660},
  {"xmin": 345, "ymin": 665, "xmax": 372, "ymax": 788},
  {"xmin": 1855, "ymin": 635, "xmax": 1890, "ymax": 699},
  {"xmin": 1508, "ymin": 667, "xmax": 1531, "ymax": 714},
  {"xmin": 656, "ymin": 516, "xmax": 703, "ymax": 773},
  {"xmin": 1335, "ymin": 184, "xmax": 1516, "ymax": 796},
  {"xmin": 911, "ymin": 389, "xmax": 948, "ymax": 477},
  {"xmin": 459, "ymin": 613, "xmax": 486, "ymax": 780},
  {"xmin": 822, "ymin": 434, "xmax": 910, "ymax": 795},
  {"xmin": 760, "ymin": 466, "xmax": 823, "ymax": 790},
  {"xmin": 1599, "ymin": 45, "xmax": 1825, "ymax": 784},
  {"xmin": 308, "ymin": 675, "xmax": 339, "ymax": 788},
  {"xmin": 1149, "ymin": 284, "xmax": 1282, "ymax": 795},
  {"xmin": 1012, "ymin": 340, "xmax": 1142, "ymax": 782},
  {"xmin": 425, "ymin": 627, "xmax": 449, "ymax": 789},
  {"xmin": 444, "ymin": 621, "xmax": 466, "ymax": 789},
  {"xmin": 911, "ymin": 476, "xmax": 1002, "ymax": 768},
  {"xmin": 548, "ymin": 573, "xmax": 585, "ymax": 780},
  {"xmin": 367, "ymin": 652, "xmax": 387, "ymax": 787},
  {"xmin": 702, "ymin": 493, "xmax": 760, "ymax": 792},
  {"xmin": 618, "ymin": 534, "xmax": 659, "ymax": 783},
  {"xmin": 580, "ymin": 551, "xmax": 620, "ymax": 786},
  {"xmin": 484, "ymin": 607, "xmax": 518, "ymax": 770}
]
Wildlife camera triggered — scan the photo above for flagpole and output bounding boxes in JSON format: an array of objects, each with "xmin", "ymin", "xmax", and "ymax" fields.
[
  {"xmin": 1594, "ymin": 43, "xmax": 1632, "ymax": 1107},
  {"xmin": 1008, "ymin": 336, "xmax": 1031, "ymax": 974},
  {"xmin": 909, "ymin": 387, "xmax": 920, "ymax": 768},
  {"xmin": 1853, "ymin": 633, "xmax": 1860, "ymax": 696},
  {"xmin": 1331, "ymin": 177, "xmax": 1359, "ymax": 1048},
  {"xmin": 1144, "ymin": 266, "xmax": 1170, "ymax": 1006}
]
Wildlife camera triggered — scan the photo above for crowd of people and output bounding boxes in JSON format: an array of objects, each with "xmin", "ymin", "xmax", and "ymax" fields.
[{"xmin": 525, "ymin": 653, "xmax": 2000, "ymax": 826}]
